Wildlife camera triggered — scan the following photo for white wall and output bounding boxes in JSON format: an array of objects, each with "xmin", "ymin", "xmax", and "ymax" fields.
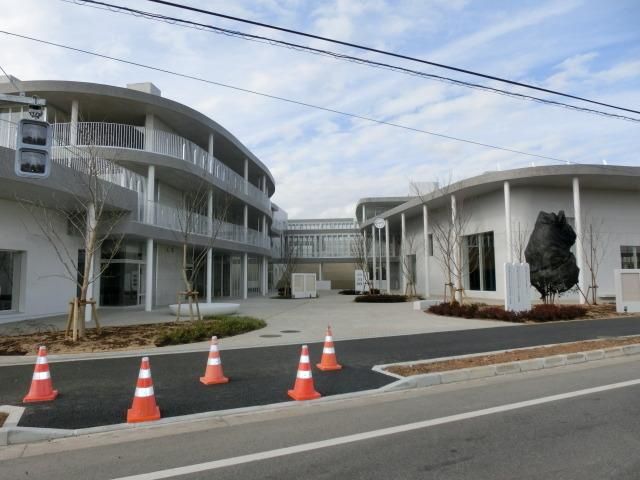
[
  {"xmin": 0, "ymin": 198, "xmax": 81, "ymax": 323},
  {"xmin": 403, "ymin": 184, "xmax": 640, "ymax": 303}
]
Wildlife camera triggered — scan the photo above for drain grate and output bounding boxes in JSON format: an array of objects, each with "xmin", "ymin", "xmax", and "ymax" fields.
[
  {"xmin": 280, "ymin": 330, "xmax": 300, "ymax": 333},
  {"xmin": 259, "ymin": 334, "xmax": 282, "ymax": 338}
]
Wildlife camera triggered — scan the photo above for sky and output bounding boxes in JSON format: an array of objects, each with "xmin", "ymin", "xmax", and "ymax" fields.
[{"xmin": 2, "ymin": 0, "xmax": 639, "ymax": 218}]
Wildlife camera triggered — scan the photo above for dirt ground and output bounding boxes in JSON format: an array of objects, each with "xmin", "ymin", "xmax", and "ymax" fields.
[
  {"xmin": 386, "ymin": 336, "xmax": 640, "ymax": 377},
  {"xmin": 0, "ymin": 412, "xmax": 7, "ymax": 427},
  {"xmin": 1, "ymin": 322, "xmax": 211, "ymax": 355},
  {"xmin": 578, "ymin": 303, "xmax": 627, "ymax": 320}
]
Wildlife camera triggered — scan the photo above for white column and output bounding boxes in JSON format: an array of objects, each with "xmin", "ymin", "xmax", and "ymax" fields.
[
  {"xmin": 371, "ymin": 225, "xmax": 377, "ymax": 284},
  {"xmin": 504, "ymin": 181, "xmax": 512, "ymax": 264},
  {"xmin": 144, "ymin": 113, "xmax": 155, "ymax": 152},
  {"xmin": 145, "ymin": 238, "xmax": 154, "ymax": 311},
  {"xmin": 401, "ymin": 213, "xmax": 406, "ymax": 294},
  {"xmin": 363, "ymin": 229, "xmax": 368, "ymax": 265},
  {"xmin": 262, "ymin": 256, "xmax": 268, "ymax": 295},
  {"xmin": 452, "ymin": 194, "xmax": 462, "ymax": 303},
  {"xmin": 361, "ymin": 205, "xmax": 366, "ymax": 224},
  {"xmin": 423, "ymin": 204, "xmax": 430, "ymax": 297},
  {"xmin": 573, "ymin": 177, "xmax": 585, "ymax": 304},
  {"xmin": 318, "ymin": 262, "xmax": 323, "ymax": 281},
  {"xmin": 244, "ymin": 158, "xmax": 249, "ymax": 195},
  {"xmin": 243, "ymin": 205, "xmax": 248, "ymax": 243},
  {"xmin": 146, "ymin": 165, "xmax": 155, "ymax": 224},
  {"xmin": 385, "ymin": 220, "xmax": 391, "ymax": 294},
  {"xmin": 242, "ymin": 253, "xmax": 248, "ymax": 300},
  {"xmin": 206, "ymin": 189, "xmax": 213, "ymax": 304},
  {"xmin": 70, "ymin": 100, "xmax": 79, "ymax": 146},
  {"xmin": 92, "ymin": 244, "xmax": 101, "ymax": 309},
  {"xmin": 208, "ymin": 133, "xmax": 215, "ymax": 174}
]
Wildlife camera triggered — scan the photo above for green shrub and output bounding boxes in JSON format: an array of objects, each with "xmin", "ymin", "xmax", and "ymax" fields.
[
  {"xmin": 155, "ymin": 316, "xmax": 266, "ymax": 347},
  {"xmin": 354, "ymin": 294, "xmax": 408, "ymax": 303}
]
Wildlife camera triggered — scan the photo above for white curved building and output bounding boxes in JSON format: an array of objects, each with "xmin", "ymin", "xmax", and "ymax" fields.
[
  {"xmin": 0, "ymin": 78, "xmax": 277, "ymax": 322},
  {"xmin": 357, "ymin": 165, "xmax": 640, "ymax": 303}
]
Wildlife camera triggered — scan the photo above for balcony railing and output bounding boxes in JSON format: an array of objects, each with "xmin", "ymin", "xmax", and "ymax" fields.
[
  {"xmin": 148, "ymin": 201, "xmax": 271, "ymax": 250},
  {"xmin": 52, "ymin": 122, "xmax": 270, "ymax": 209}
]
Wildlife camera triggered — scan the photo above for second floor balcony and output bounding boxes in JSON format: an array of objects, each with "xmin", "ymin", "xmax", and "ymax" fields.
[{"xmin": 51, "ymin": 122, "xmax": 270, "ymax": 209}]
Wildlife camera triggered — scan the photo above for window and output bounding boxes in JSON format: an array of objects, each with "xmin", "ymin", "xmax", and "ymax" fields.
[
  {"xmin": 428, "ymin": 234, "xmax": 434, "ymax": 256},
  {"xmin": 462, "ymin": 232, "xmax": 496, "ymax": 291},
  {"xmin": 0, "ymin": 250, "xmax": 22, "ymax": 312},
  {"xmin": 621, "ymin": 246, "xmax": 640, "ymax": 269}
]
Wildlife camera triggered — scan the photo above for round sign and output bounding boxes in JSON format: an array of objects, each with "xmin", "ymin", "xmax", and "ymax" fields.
[{"xmin": 373, "ymin": 217, "xmax": 385, "ymax": 229}]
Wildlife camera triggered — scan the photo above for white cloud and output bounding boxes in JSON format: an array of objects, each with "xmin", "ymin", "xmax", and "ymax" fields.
[{"xmin": 0, "ymin": 0, "xmax": 638, "ymax": 219}]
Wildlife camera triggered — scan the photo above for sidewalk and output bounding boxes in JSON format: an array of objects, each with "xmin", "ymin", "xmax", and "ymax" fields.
[{"xmin": 0, "ymin": 291, "xmax": 511, "ymax": 356}]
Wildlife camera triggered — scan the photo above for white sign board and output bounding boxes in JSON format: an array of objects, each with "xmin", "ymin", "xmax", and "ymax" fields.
[
  {"xmin": 355, "ymin": 269, "xmax": 370, "ymax": 293},
  {"xmin": 614, "ymin": 269, "xmax": 640, "ymax": 313},
  {"xmin": 504, "ymin": 262, "xmax": 532, "ymax": 312},
  {"xmin": 292, "ymin": 273, "xmax": 317, "ymax": 299}
]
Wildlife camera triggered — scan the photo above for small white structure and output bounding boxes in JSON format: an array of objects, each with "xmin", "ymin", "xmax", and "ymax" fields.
[
  {"xmin": 292, "ymin": 273, "xmax": 317, "ymax": 299},
  {"xmin": 504, "ymin": 263, "xmax": 532, "ymax": 312},
  {"xmin": 614, "ymin": 269, "xmax": 640, "ymax": 313},
  {"xmin": 355, "ymin": 269, "xmax": 370, "ymax": 293},
  {"xmin": 169, "ymin": 303, "xmax": 239, "ymax": 316},
  {"xmin": 316, "ymin": 280, "xmax": 332, "ymax": 290}
]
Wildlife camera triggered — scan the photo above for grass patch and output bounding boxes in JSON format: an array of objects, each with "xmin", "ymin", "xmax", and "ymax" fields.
[
  {"xmin": 154, "ymin": 316, "xmax": 266, "ymax": 346},
  {"xmin": 354, "ymin": 294, "xmax": 408, "ymax": 303},
  {"xmin": 427, "ymin": 302, "xmax": 588, "ymax": 322}
]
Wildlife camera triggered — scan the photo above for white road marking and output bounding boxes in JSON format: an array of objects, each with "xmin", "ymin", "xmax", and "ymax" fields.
[{"xmin": 110, "ymin": 378, "xmax": 640, "ymax": 480}]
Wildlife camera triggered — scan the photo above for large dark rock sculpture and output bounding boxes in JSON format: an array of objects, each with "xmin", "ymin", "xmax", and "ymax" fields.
[{"xmin": 525, "ymin": 210, "xmax": 579, "ymax": 303}]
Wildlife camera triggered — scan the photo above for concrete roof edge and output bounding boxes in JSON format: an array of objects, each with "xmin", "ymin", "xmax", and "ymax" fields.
[
  {"xmin": 358, "ymin": 164, "xmax": 640, "ymax": 227},
  {"xmin": 0, "ymin": 80, "xmax": 276, "ymax": 188}
]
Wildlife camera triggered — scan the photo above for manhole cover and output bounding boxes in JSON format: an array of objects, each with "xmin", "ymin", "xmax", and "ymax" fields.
[
  {"xmin": 280, "ymin": 330, "xmax": 300, "ymax": 333},
  {"xmin": 260, "ymin": 334, "xmax": 282, "ymax": 338}
]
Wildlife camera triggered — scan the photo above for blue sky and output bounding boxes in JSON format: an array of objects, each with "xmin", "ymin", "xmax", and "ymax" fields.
[{"xmin": 2, "ymin": 0, "xmax": 639, "ymax": 217}]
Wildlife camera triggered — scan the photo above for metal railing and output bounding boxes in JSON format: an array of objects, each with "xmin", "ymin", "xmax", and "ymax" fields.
[
  {"xmin": 147, "ymin": 201, "xmax": 270, "ymax": 250},
  {"xmin": 1, "ymin": 120, "xmax": 145, "ymax": 193},
  {"xmin": 52, "ymin": 122, "xmax": 270, "ymax": 208}
]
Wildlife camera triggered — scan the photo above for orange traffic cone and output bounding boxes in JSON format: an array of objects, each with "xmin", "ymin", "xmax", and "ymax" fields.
[
  {"xmin": 23, "ymin": 346, "xmax": 58, "ymax": 403},
  {"xmin": 126, "ymin": 357, "xmax": 161, "ymax": 423},
  {"xmin": 200, "ymin": 336, "xmax": 229, "ymax": 385},
  {"xmin": 288, "ymin": 345, "xmax": 321, "ymax": 401},
  {"xmin": 316, "ymin": 325, "xmax": 342, "ymax": 371}
]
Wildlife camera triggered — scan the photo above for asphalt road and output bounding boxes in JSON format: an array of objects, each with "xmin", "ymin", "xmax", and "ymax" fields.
[
  {"xmin": 1, "ymin": 316, "xmax": 640, "ymax": 429},
  {"xmin": 2, "ymin": 357, "xmax": 640, "ymax": 479}
]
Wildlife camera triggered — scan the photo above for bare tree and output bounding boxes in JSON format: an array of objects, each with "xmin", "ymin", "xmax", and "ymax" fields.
[
  {"xmin": 580, "ymin": 216, "xmax": 609, "ymax": 305},
  {"xmin": 401, "ymin": 232, "xmax": 418, "ymax": 297},
  {"xmin": 276, "ymin": 237, "xmax": 299, "ymax": 297},
  {"xmin": 173, "ymin": 184, "xmax": 232, "ymax": 321},
  {"xmin": 411, "ymin": 180, "xmax": 474, "ymax": 304},
  {"xmin": 511, "ymin": 221, "xmax": 531, "ymax": 264},
  {"xmin": 350, "ymin": 230, "xmax": 375, "ymax": 293},
  {"xmin": 19, "ymin": 140, "xmax": 127, "ymax": 340}
]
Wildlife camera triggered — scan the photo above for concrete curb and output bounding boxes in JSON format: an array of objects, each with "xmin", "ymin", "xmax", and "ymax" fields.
[{"xmin": 375, "ymin": 342, "xmax": 640, "ymax": 392}]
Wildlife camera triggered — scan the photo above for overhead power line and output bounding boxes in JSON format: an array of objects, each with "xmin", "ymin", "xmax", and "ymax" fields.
[
  {"xmin": 64, "ymin": 0, "xmax": 640, "ymax": 124},
  {"xmin": 0, "ymin": 29, "xmax": 575, "ymax": 165},
  {"xmin": 145, "ymin": 0, "xmax": 640, "ymax": 117}
]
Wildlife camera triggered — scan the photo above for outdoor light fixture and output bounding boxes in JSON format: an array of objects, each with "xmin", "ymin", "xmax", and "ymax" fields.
[{"xmin": 14, "ymin": 117, "xmax": 52, "ymax": 179}]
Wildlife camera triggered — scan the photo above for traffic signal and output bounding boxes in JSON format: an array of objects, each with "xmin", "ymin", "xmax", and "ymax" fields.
[{"xmin": 15, "ymin": 118, "xmax": 52, "ymax": 179}]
